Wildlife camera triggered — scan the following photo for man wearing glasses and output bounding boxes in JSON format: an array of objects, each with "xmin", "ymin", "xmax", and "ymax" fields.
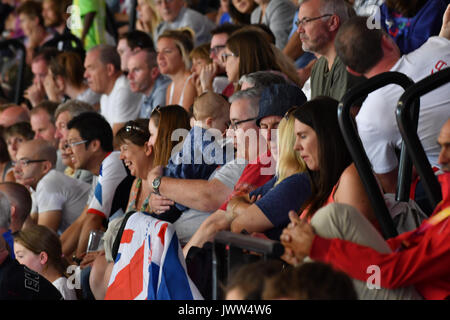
[
  {"xmin": 153, "ymin": 0, "xmax": 215, "ymax": 47},
  {"xmin": 297, "ymin": 0, "xmax": 363, "ymax": 100},
  {"xmin": 13, "ymin": 139, "xmax": 91, "ymax": 235}
]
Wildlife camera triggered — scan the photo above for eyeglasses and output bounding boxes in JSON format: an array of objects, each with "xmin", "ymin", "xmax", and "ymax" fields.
[
  {"xmin": 210, "ymin": 45, "xmax": 226, "ymax": 55},
  {"xmin": 295, "ymin": 14, "xmax": 333, "ymax": 27},
  {"xmin": 63, "ymin": 140, "xmax": 88, "ymax": 150},
  {"xmin": 230, "ymin": 117, "xmax": 257, "ymax": 130},
  {"xmin": 221, "ymin": 52, "xmax": 237, "ymax": 64},
  {"xmin": 12, "ymin": 159, "xmax": 47, "ymax": 167}
]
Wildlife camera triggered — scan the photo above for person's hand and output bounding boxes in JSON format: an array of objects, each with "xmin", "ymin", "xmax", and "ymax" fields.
[
  {"xmin": 24, "ymin": 82, "xmax": 45, "ymax": 107},
  {"xmin": 43, "ymin": 73, "xmax": 63, "ymax": 102},
  {"xmin": 149, "ymin": 192, "xmax": 174, "ymax": 214},
  {"xmin": 79, "ymin": 251, "xmax": 103, "ymax": 269},
  {"xmin": 249, "ymin": 194, "xmax": 262, "ymax": 203},
  {"xmin": 280, "ymin": 210, "xmax": 315, "ymax": 265},
  {"xmin": 199, "ymin": 63, "xmax": 218, "ymax": 92},
  {"xmin": 440, "ymin": 4, "xmax": 450, "ymax": 39}
]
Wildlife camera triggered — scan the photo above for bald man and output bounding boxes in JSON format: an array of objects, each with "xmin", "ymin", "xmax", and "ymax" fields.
[
  {"xmin": 0, "ymin": 105, "xmax": 30, "ymax": 127},
  {"xmin": 0, "ymin": 182, "xmax": 33, "ymax": 233},
  {"xmin": 13, "ymin": 139, "xmax": 90, "ymax": 235}
]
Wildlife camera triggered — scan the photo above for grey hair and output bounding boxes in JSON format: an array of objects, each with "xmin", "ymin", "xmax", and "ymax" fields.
[
  {"xmin": 229, "ymin": 87, "xmax": 262, "ymax": 117},
  {"xmin": 89, "ymin": 44, "xmax": 121, "ymax": 71},
  {"xmin": 238, "ymin": 71, "xmax": 288, "ymax": 89},
  {"xmin": 0, "ymin": 191, "xmax": 11, "ymax": 229},
  {"xmin": 301, "ymin": 0, "xmax": 356, "ymax": 25},
  {"xmin": 54, "ymin": 99, "xmax": 95, "ymax": 121}
]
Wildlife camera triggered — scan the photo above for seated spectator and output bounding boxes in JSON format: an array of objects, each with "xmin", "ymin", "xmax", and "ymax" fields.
[
  {"xmin": 117, "ymin": 30, "xmax": 155, "ymax": 73},
  {"xmin": 44, "ymin": 52, "xmax": 101, "ymax": 108},
  {"xmin": 224, "ymin": 259, "xmax": 285, "ymax": 299},
  {"xmin": 13, "ymin": 225, "xmax": 77, "ymax": 300},
  {"xmin": 136, "ymin": 0, "xmax": 161, "ymax": 41},
  {"xmin": 216, "ymin": 0, "xmax": 232, "ymax": 25},
  {"xmin": 162, "ymin": 92, "xmax": 233, "ymax": 212},
  {"xmin": 13, "ymin": 139, "xmax": 91, "ymax": 235},
  {"xmin": 380, "ymin": 0, "xmax": 449, "ymax": 54},
  {"xmin": 334, "ymin": 12, "xmax": 450, "ymax": 194},
  {"xmin": 156, "ymin": 29, "xmax": 197, "ymax": 112},
  {"xmin": 221, "ymin": 29, "xmax": 285, "ymax": 93},
  {"xmin": 54, "ymin": 99, "xmax": 95, "ymax": 185},
  {"xmin": 0, "ymin": 105, "xmax": 30, "ymax": 127},
  {"xmin": 250, "ymin": 0, "xmax": 297, "ymax": 49},
  {"xmin": 84, "ymin": 45, "xmax": 143, "ymax": 138},
  {"xmin": 154, "ymin": 0, "xmax": 215, "ymax": 46},
  {"xmin": 89, "ymin": 106, "xmax": 191, "ymax": 300},
  {"xmin": 61, "ymin": 112, "xmax": 133, "ymax": 262},
  {"xmin": 228, "ymin": 0, "xmax": 257, "ymax": 25},
  {"xmin": 189, "ymin": 43, "xmax": 213, "ymax": 96},
  {"xmin": 3, "ymin": 122, "xmax": 34, "ymax": 163},
  {"xmin": 296, "ymin": 0, "xmax": 364, "ymax": 100},
  {"xmin": 41, "ymin": 0, "xmax": 71, "ymax": 36},
  {"xmin": 23, "ymin": 47, "xmax": 59, "ymax": 108},
  {"xmin": 127, "ymin": 49, "xmax": 171, "ymax": 118},
  {"xmin": 30, "ymin": 101, "xmax": 66, "ymax": 173},
  {"xmin": 262, "ymin": 261, "xmax": 357, "ymax": 300},
  {"xmin": 199, "ymin": 23, "xmax": 242, "ymax": 97},
  {"xmin": 0, "ymin": 181, "xmax": 33, "ymax": 259},
  {"xmin": 291, "ymin": 97, "xmax": 379, "ymax": 228},
  {"xmin": 0, "ymin": 235, "xmax": 62, "ymax": 300},
  {"xmin": 17, "ymin": 0, "xmax": 53, "ymax": 65}
]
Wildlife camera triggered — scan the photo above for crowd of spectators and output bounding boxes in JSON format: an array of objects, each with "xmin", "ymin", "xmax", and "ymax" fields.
[{"xmin": 0, "ymin": 0, "xmax": 449, "ymax": 301}]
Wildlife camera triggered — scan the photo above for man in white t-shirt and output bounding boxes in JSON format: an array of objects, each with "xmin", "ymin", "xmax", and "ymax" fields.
[
  {"xmin": 334, "ymin": 14, "xmax": 450, "ymax": 194},
  {"xmin": 84, "ymin": 45, "xmax": 143, "ymax": 140},
  {"xmin": 61, "ymin": 112, "xmax": 133, "ymax": 261},
  {"xmin": 13, "ymin": 139, "xmax": 90, "ymax": 235}
]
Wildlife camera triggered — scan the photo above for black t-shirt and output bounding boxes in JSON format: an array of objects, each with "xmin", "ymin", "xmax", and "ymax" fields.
[{"xmin": 0, "ymin": 256, "xmax": 63, "ymax": 300}]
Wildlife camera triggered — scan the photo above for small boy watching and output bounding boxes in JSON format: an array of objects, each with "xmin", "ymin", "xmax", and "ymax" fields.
[{"xmin": 163, "ymin": 91, "xmax": 234, "ymax": 211}]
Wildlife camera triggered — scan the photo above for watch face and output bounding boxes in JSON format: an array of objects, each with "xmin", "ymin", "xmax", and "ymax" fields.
[{"xmin": 153, "ymin": 177, "xmax": 161, "ymax": 189}]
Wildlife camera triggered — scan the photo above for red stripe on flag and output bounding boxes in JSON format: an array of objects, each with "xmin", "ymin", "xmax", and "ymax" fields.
[
  {"xmin": 157, "ymin": 223, "xmax": 168, "ymax": 246},
  {"xmin": 121, "ymin": 229, "xmax": 134, "ymax": 244},
  {"xmin": 104, "ymin": 242, "xmax": 145, "ymax": 300}
]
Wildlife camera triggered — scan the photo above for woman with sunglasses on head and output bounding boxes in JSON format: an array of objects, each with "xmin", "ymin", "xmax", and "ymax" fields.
[
  {"xmin": 156, "ymin": 29, "xmax": 197, "ymax": 112},
  {"xmin": 88, "ymin": 105, "xmax": 191, "ymax": 300}
]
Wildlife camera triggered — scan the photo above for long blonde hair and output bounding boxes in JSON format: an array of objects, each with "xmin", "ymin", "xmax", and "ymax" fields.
[
  {"xmin": 138, "ymin": 0, "xmax": 161, "ymax": 37},
  {"xmin": 275, "ymin": 114, "xmax": 306, "ymax": 186}
]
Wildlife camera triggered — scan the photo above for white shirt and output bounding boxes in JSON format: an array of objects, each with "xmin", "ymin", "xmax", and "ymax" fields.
[
  {"xmin": 356, "ymin": 36, "xmax": 450, "ymax": 174},
  {"xmin": 53, "ymin": 277, "xmax": 77, "ymax": 300},
  {"xmin": 33, "ymin": 170, "xmax": 91, "ymax": 234},
  {"xmin": 100, "ymin": 75, "xmax": 143, "ymax": 127}
]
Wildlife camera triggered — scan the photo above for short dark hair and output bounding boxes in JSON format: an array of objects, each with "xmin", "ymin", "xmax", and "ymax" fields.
[
  {"xmin": 211, "ymin": 23, "xmax": 242, "ymax": 37},
  {"xmin": 335, "ymin": 16, "xmax": 384, "ymax": 74},
  {"xmin": 32, "ymin": 47, "xmax": 59, "ymax": 65},
  {"xmin": 17, "ymin": 0, "xmax": 44, "ymax": 27},
  {"xmin": 67, "ymin": 112, "xmax": 114, "ymax": 152},
  {"xmin": 90, "ymin": 45, "xmax": 121, "ymax": 72},
  {"xmin": 115, "ymin": 119, "xmax": 150, "ymax": 147},
  {"xmin": 119, "ymin": 30, "xmax": 155, "ymax": 51},
  {"xmin": 31, "ymin": 100, "xmax": 59, "ymax": 124},
  {"xmin": 4, "ymin": 122, "xmax": 35, "ymax": 141}
]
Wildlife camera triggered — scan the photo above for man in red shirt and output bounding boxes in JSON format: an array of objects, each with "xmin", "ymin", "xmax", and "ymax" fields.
[{"xmin": 281, "ymin": 118, "xmax": 450, "ymax": 300}]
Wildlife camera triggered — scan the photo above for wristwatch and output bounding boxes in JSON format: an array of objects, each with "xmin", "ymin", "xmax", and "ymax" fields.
[{"xmin": 152, "ymin": 176, "xmax": 162, "ymax": 195}]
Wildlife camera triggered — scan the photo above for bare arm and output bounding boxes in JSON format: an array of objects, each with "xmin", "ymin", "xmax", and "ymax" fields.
[
  {"xmin": 282, "ymin": 33, "xmax": 304, "ymax": 61},
  {"xmin": 81, "ymin": 12, "xmax": 96, "ymax": 45},
  {"xmin": 36, "ymin": 210, "xmax": 62, "ymax": 233},
  {"xmin": 439, "ymin": 4, "xmax": 450, "ymax": 39},
  {"xmin": 61, "ymin": 205, "xmax": 88, "ymax": 258},
  {"xmin": 334, "ymin": 163, "xmax": 377, "ymax": 223},
  {"xmin": 229, "ymin": 195, "xmax": 273, "ymax": 234},
  {"xmin": 375, "ymin": 167, "xmax": 398, "ymax": 194}
]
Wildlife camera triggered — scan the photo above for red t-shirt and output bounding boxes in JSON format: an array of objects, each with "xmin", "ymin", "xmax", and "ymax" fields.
[{"xmin": 219, "ymin": 152, "xmax": 275, "ymax": 210}]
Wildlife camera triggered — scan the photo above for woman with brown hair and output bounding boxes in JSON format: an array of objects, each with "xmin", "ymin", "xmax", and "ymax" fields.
[
  {"xmin": 14, "ymin": 224, "xmax": 78, "ymax": 300},
  {"xmin": 222, "ymin": 28, "xmax": 301, "ymax": 92},
  {"xmin": 43, "ymin": 51, "xmax": 100, "ymax": 108},
  {"xmin": 156, "ymin": 29, "xmax": 197, "ymax": 112},
  {"xmin": 88, "ymin": 105, "xmax": 191, "ymax": 300},
  {"xmin": 189, "ymin": 43, "xmax": 213, "ymax": 96}
]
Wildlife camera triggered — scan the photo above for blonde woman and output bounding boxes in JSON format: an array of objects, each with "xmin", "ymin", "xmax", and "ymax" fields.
[
  {"xmin": 13, "ymin": 225, "xmax": 78, "ymax": 300},
  {"xmin": 156, "ymin": 29, "xmax": 196, "ymax": 112},
  {"xmin": 136, "ymin": 0, "xmax": 161, "ymax": 41}
]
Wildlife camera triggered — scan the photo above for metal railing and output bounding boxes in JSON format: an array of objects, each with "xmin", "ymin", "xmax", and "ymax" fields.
[{"xmin": 0, "ymin": 39, "xmax": 26, "ymax": 105}]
